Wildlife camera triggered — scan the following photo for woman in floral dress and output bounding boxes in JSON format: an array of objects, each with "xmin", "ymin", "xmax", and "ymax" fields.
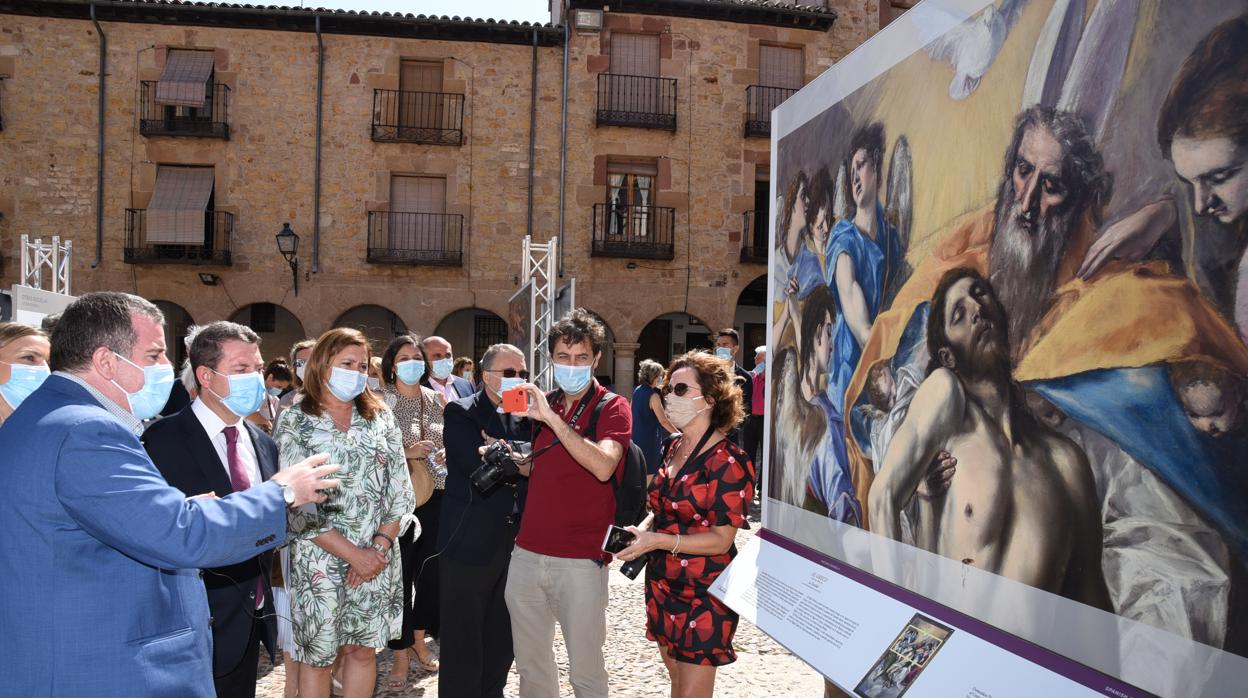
[
  {"xmin": 615, "ymin": 351, "xmax": 756, "ymax": 698},
  {"xmin": 273, "ymin": 327, "xmax": 415, "ymax": 698}
]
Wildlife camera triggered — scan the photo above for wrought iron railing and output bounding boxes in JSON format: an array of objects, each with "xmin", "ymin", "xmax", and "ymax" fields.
[
  {"xmin": 596, "ymin": 73, "xmax": 677, "ymax": 131},
  {"xmin": 741, "ymin": 210, "xmax": 768, "ymax": 263},
  {"xmin": 372, "ymin": 89, "xmax": 465, "ymax": 145},
  {"xmin": 367, "ymin": 211, "xmax": 464, "ymax": 265},
  {"xmin": 591, "ymin": 203, "xmax": 675, "ymax": 260},
  {"xmin": 744, "ymin": 85, "xmax": 796, "ymax": 138},
  {"xmin": 124, "ymin": 209, "xmax": 233, "ymax": 265},
  {"xmin": 139, "ymin": 81, "xmax": 230, "ymax": 139}
]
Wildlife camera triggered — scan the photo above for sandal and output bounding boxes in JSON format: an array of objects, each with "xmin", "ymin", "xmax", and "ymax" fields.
[
  {"xmin": 384, "ymin": 663, "xmax": 409, "ymax": 689},
  {"xmin": 414, "ymin": 653, "xmax": 439, "ymax": 672}
]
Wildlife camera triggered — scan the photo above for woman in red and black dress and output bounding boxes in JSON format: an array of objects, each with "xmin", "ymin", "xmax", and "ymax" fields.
[{"xmin": 616, "ymin": 350, "xmax": 756, "ymax": 698}]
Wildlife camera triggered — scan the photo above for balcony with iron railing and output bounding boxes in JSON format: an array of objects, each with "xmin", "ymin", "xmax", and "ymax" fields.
[
  {"xmin": 744, "ymin": 85, "xmax": 796, "ymax": 138},
  {"xmin": 372, "ymin": 89, "xmax": 465, "ymax": 145},
  {"xmin": 591, "ymin": 203, "xmax": 675, "ymax": 260},
  {"xmin": 367, "ymin": 211, "xmax": 464, "ymax": 265},
  {"xmin": 741, "ymin": 210, "xmax": 768, "ymax": 263},
  {"xmin": 139, "ymin": 81, "xmax": 230, "ymax": 139},
  {"xmin": 596, "ymin": 74, "xmax": 677, "ymax": 131},
  {"xmin": 124, "ymin": 209, "xmax": 233, "ymax": 265}
]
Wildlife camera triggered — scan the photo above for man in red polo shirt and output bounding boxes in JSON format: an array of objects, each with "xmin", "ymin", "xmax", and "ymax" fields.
[{"xmin": 507, "ymin": 309, "xmax": 631, "ymax": 698}]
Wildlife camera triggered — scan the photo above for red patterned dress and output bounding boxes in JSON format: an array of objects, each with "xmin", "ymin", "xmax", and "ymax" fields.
[{"xmin": 645, "ymin": 435, "xmax": 756, "ymax": 665}]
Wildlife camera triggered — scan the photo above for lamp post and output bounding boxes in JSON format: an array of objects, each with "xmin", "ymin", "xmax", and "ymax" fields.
[{"xmin": 276, "ymin": 222, "xmax": 300, "ymax": 296}]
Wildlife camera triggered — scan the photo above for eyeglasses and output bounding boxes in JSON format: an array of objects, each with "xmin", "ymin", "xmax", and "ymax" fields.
[
  {"xmin": 662, "ymin": 382, "xmax": 701, "ymax": 397},
  {"xmin": 484, "ymin": 368, "xmax": 530, "ymax": 379}
]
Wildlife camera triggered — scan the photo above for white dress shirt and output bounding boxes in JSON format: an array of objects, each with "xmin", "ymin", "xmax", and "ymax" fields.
[{"xmin": 191, "ymin": 397, "xmax": 263, "ymax": 490}]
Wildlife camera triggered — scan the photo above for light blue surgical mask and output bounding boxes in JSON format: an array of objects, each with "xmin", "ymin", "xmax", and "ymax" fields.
[
  {"xmin": 0, "ymin": 361, "xmax": 50, "ymax": 410},
  {"xmin": 753, "ymin": 361, "xmax": 765, "ymax": 375},
  {"xmin": 396, "ymin": 359, "xmax": 426, "ymax": 385},
  {"xmin": 553, "ymin": 362, "xmax": 593, "ymax": 395},
  {"xmin": 430, "ymin": 357, "xmax": 455, "ymax": 380},
  {"xmin": 112, "ymin": 353, "xmax": 175, "ymax": 420},
  {"xmin": 266, "ymin": 387, "xmax": 283, "ymax": 397},
  {"xmin": 714, "ymin": 347, "xmax": 734, "ymax": 362},
  {"xmin": 208, "ymin": 369, "xmax": 265, "ymax": 418},
  {"xmin": 294, "ymin": 359, "xmax": 307, "ymax": 383},
  {"xmin": 327, "ymin": 366, "xmax": 368, "ymax": 402}
]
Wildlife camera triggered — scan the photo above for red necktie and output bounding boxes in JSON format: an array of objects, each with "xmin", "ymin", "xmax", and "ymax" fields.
[{"xmin": 222, "ymin": 426, "xmax": 263, "ymax": 609}]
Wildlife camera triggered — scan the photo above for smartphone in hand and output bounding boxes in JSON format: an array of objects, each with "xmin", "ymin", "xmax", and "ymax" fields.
[
  {"xmin": 602, "ymin": 525, "xmax": 637, "ymax": 554},
  {"xmin": 502, "ymin": 385, "xmax": 528, "ymax": 414}
]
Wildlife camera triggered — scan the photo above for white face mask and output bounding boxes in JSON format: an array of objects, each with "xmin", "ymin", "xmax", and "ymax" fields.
[{"xmin": 666, "ymin": 394, "xmax": 711, "ymax": 430}]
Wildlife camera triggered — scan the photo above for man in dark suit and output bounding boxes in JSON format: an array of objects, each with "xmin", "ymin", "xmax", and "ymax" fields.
[
  {"xmin": 422, "ymin": 335, "xmax": 476, "ymax": 401},
  {"xmin": 715, "ymin": 328, "xmax": 754, "ymax": 449},
  {"xmin": 438, "ymin": 343, "xmax": 531, "ymax": 698},
  {"xmin": 144, "ymin": 321, "xmax": 280, "ymax": 698}
]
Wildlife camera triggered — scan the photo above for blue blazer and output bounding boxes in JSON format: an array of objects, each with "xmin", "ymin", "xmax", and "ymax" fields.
[
  {"xmin": 0, "ymin": 375, "xmax": 288, "ymax": 697},
  {"xmin": 143, "ymin": 406, "xmax": 280, "ymax": 677}
]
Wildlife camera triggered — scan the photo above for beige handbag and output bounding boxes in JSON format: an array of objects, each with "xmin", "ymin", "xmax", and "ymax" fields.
[{"xmin": 407, "ymin": 390, "xmax": 435, "ymax": 508}]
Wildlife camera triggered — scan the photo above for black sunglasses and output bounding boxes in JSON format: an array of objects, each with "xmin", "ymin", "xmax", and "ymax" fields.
[
  {"xmin": 484, "ymin": 368, "xmax": 530, "ymax": 379},
  {"xmin": 662, "ymin": 382, "xmax": 700, "ymax": 397}
]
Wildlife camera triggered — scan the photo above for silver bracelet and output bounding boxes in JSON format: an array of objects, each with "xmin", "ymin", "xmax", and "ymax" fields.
[{"xmin": 671, "ymin": 533, "xmax": 681, "ymax": 556}]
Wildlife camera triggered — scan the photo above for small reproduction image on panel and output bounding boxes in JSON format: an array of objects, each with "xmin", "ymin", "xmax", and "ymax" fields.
[{"xmin": 853, "ymin": 613, "xmax": 953, "ymax": 698}]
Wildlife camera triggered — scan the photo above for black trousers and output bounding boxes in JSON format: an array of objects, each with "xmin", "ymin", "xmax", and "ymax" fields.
[
  {"xmin": 212, "ymin": 607, "xmax": 263, "ymax": 698},
  {"xmin": 437, "ymin": 540, "xmax": 516, "ymax": 698},
  {"xmin": 389, "ymin": 490, "xmax": 444, "ymax": 649},
  {"xmin": 743, "ymin": 414, "xmax": 764, "ymax": 465}
]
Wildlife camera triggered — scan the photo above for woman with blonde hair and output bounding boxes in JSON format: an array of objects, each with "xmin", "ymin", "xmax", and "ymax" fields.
[
  {"xmin": 273, "ymin": 328, "xmax": 415, "ymax": 698},
  {"xmin": 0, "ymin": 323, "xmax": 51, "ymax": 427},
  {"xmin": 632, "ymin": 358, "xmax": 678, "ymax": 484}
]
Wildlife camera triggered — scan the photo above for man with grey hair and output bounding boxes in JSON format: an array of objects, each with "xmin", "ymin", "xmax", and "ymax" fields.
[
  {"xmin": 0, "ymin": 292, "xmax": 339, "ymax": 697},
  {"xmin": 144, "ymin": 320, "xmax": 283, "ymax": 698},
  {"xmin": 437, "ymin": 342, "xmax": 531, "ymax": 698}
]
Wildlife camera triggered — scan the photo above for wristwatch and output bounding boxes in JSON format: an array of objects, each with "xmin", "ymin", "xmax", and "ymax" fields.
[
  {"xmin": 278, "ymin": 480, "xmax": 295, "ymax": 506},
  {"xmin": 369, "ymin": 541, "xmax": 389, "ymax": 557}
]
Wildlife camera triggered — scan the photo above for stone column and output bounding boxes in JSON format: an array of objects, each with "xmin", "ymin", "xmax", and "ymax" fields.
[{"xmin": 613, "ymin": 342, "xmax": 641, "ymax": 398}]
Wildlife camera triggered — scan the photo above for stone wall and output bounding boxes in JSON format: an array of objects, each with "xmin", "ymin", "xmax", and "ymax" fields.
[{"xmin": 0, "ymin": 2, "xmax": 877, "ymax": 391}]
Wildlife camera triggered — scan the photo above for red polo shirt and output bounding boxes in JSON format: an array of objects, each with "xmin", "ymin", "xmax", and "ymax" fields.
[{"xmin": 516, "ymin": 382, "xmax": 632, "ymax": 560}]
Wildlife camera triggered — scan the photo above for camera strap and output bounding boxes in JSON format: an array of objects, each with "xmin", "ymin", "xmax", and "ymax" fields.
[{"xmin": 529, "ymin": 388, "xmax": 600, "ymax": 456}]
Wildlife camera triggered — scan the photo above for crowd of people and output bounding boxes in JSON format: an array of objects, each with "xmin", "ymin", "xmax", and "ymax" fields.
[{"xmin": 0, "ymin": 295, "xmax": 758, "ymax": 698}]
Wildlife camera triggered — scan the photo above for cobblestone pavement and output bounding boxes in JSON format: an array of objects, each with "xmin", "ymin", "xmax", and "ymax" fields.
[{"xmin": 257, "ymin": 507, "xmax": 825, "ymax": 697}]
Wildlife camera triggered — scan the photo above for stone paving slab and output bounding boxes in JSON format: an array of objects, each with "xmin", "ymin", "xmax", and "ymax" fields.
[{"xmin": 256, "ymin": 510, "xmax": 825, "ymax": 697}]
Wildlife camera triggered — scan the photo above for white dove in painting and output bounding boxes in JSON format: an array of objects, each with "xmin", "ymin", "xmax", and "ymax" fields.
[{"xmin": 925, "ymin": 0, "xmax": 1028, "ymax": 100}]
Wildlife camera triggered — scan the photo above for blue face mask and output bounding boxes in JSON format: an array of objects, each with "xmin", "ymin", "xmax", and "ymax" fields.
[
  {"xmin": 396, "ymin": 359, "xmax": 426, "ymax": 385},
  {"xmin": 208, "ymin": 369, "xmax": 266, "ymax": 418},
  {"xmin": 0, "ymin": 362, "xmax": 50, "ymax": 410},
  {"xmin": 714, "ymin": 347, "xmax": 734, "ymax": 362},
  {"xmin": 553, "ymin": 362, "xmax": 593, "ymax": 395},
  {"xmin": 430, "ymin": 357, "xmax": 455, "ymax": 380},
  {"xmin": 112, "ymin": 353, "xmax": 175, "ymax": 420},
  {"xmin": 753, "ymin": 361, "xmax": 765, "ymax": 375},
  {"xmin": 266, "ymin": 386, "xmax": 283, "ymax": 397},
  {"xmin": 327, "ymin": 366, "xmax": 368, "ymax": 403},
  {"xmin": 498, "ymin": 376, "xmax": 525, "ymax": 395}
]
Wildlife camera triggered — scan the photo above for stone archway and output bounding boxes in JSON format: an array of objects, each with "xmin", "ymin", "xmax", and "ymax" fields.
[
  {"xmin": 228, "ymin": 303, "xmax": 307, "ymax": 364},
  {"xmin": 333, "ymin": 304, "xmax": 409, "ymax": 354}
]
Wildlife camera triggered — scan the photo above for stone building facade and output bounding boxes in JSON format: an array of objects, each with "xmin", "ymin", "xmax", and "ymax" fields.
[{"xmin": 0, "ymin": 0, "xmax": 880, "ymax": 394}]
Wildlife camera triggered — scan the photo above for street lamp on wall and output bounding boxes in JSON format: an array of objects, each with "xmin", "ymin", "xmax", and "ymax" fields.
[{"xmin": 276, "ymin": 222, "xmax": 300, "ymax": 296}]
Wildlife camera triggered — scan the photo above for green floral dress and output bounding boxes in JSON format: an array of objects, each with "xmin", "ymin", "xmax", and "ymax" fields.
[{"xmin": 273, "ymin": 404, "xmax": 415, "ymax": 667}]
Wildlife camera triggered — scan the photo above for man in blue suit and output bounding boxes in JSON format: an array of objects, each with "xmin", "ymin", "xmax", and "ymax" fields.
[
  {"xmin": 144, "ymin": 321, "xmax": 282, "ymax": 698},
  {"xmin": 422, "ymin": 335, "xmax": 476, "ymax": 401},
  {"xmin": 0, "ymin": 292, "xmax": 339, "ymax": 697}
]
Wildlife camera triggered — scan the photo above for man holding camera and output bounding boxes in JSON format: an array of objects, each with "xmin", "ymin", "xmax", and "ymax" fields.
[
  {"xmin": 437, "ymin": 343, "xmax": 532, "ymax": 698},
  {"xmin": 507, "ymin": 309, "xmax": 632, "ymax": 698}
]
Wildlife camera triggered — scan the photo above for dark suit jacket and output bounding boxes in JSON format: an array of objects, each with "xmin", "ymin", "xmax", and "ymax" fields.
[
  {"xmin": 438, "ymin": 389, "xmax": 531, "ymax": 564},
  {"xmin": 143, "ymin": 405, "xmax": 280, "ymax": 674},
  {"xmin": 734, "ymin": 364, "xmax": 754, "ymax": 410}
]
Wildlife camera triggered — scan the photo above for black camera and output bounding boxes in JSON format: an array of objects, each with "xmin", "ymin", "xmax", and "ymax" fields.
[
  {"xmin": 471, "ymin": 440, "xmax": 530, "ymax": 493},
  {"xmin": 619, "ymin": 554, "xmax": 650, "ymax": 580}
]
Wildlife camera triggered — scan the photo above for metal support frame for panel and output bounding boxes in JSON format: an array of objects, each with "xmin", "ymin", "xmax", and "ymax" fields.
[
  {"xmin": 521, "ymin": 235, "xmax": 559, "ymax": 390},
  {"xmin": 21, "ymin": 234, "xmax": 73, "ymax": 294}
]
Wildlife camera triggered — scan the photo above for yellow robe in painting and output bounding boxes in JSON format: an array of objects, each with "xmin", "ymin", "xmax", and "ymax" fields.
[{"xmin": 845, "ymin": 205, "xmax": 1248, "ymax": 528}]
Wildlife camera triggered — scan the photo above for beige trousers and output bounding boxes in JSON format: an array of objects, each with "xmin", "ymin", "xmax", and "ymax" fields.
[{"xmin": 504, "ymin": 545, "xmax": 610, "ymax": 698}]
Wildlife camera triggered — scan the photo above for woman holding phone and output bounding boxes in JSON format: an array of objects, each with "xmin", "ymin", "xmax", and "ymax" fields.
[{"xmin": 615, "ymin": 351, "xmax": 756, "ymax": 698}]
